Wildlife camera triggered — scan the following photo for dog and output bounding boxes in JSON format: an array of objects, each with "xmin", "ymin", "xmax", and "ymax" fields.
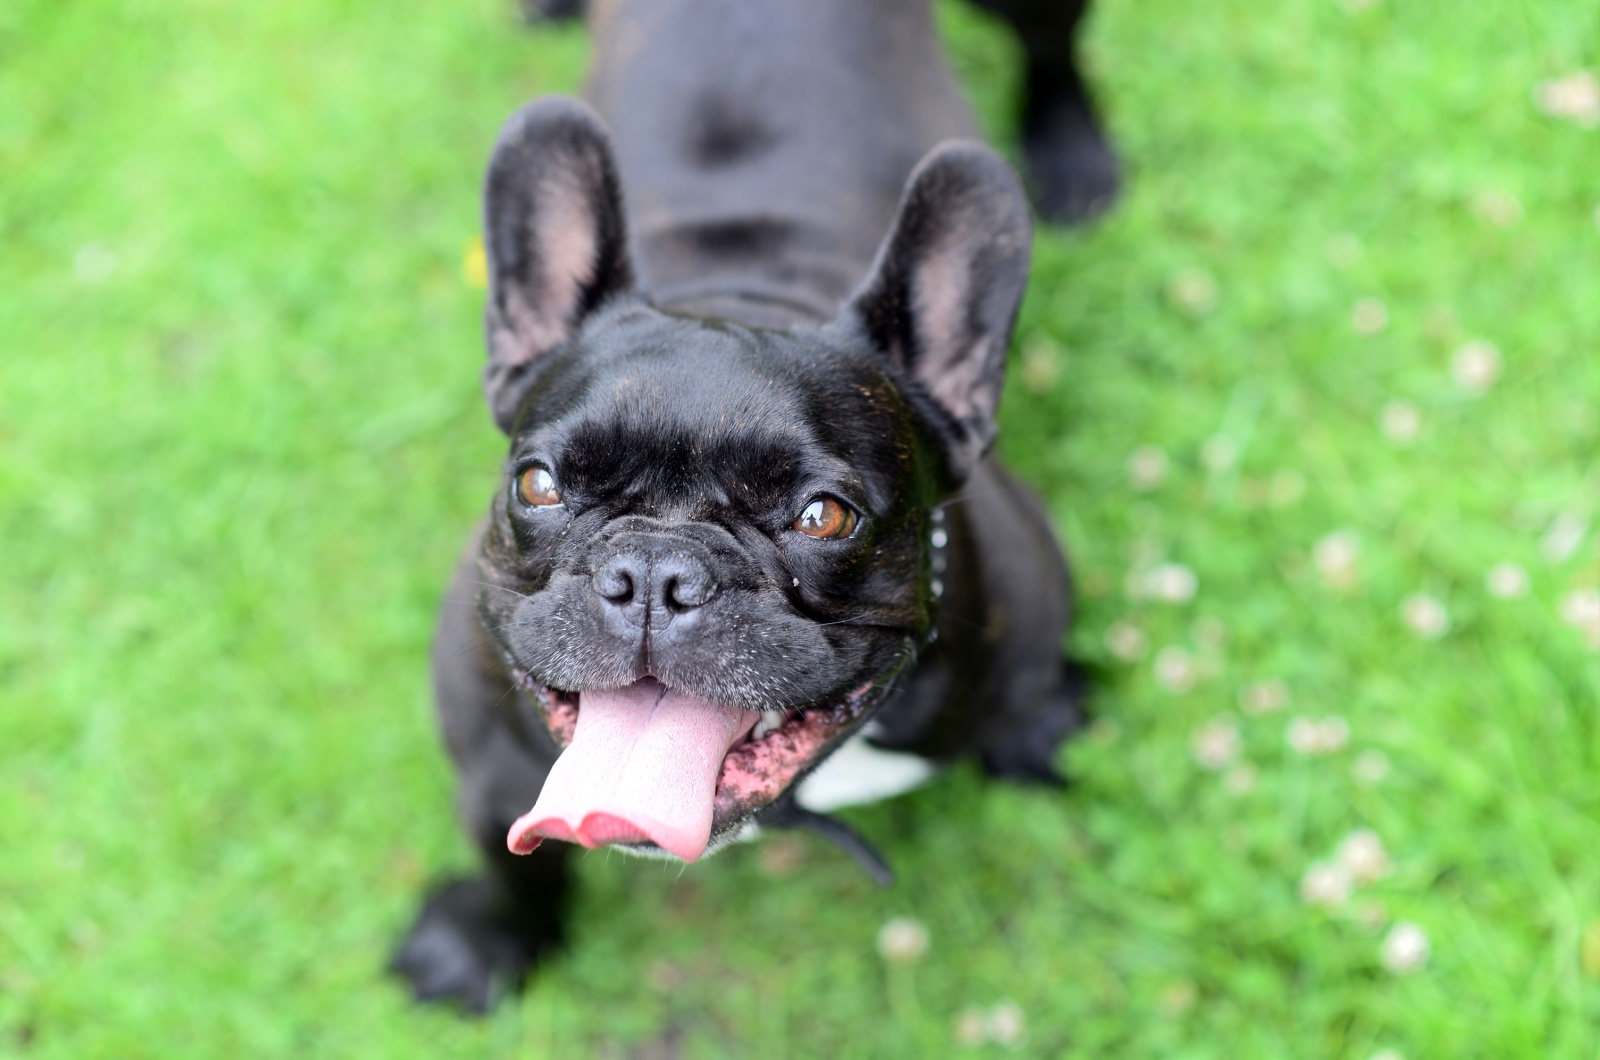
[{"xmin": 392, "ymin": 0, "xmax": 1110, "ymax": 1012}]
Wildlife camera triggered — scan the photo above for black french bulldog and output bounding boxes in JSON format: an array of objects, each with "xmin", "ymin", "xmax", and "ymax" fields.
[{"xmin": 392, "ymin": 0, "xmax": 1107, "ymax": 1012}]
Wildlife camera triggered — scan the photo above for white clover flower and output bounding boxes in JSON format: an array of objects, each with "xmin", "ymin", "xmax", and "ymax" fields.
[
  {"xmin": 1380, "ymin": 401, "xmax": 1422, "ymax": 444},
  {"xmin": 1542, "ymin": 513, "xmax": 1588, "ymax": 564},
  {"xmin": 1105, "ymin": 621, "xmax": 1149, "ymax": 662},
  {"xmin": 1469, "ymin": 191, "xmax": 1522, "ymax": 229},
  {"xmin": 986, "ymin": 1001, "xmax": 1027, "ymax": 1047},
  {"xmin": 1314, "ymin": 530, "xmax": 1361, "ymax": 590},
  {"xmin": 1300, "ymin": 861, "xmax": 1354, "ymax": 908},
  {"xmin": 1353, "ymin": 750, "xmax": 1392, "ymax": 785},
  {"xmin": 1535, "ymin": 71, "xmax": 1600, "ymax": 126},
  {"xmin": 1317, "ymin": 716, "xmax": 1352, "ymax": 753},
  {"xmin": 1486, "ymin": 563, "xmax": 1529, "ymax": 599},
  {"xmin": 954, "ymin": 1007, "xmax": 987, "ymax": 1046},
  {"xmin": 1451, "ymin": 340, "xmax": 1501, "ymax": 394},
  {"xmin": 876, "ymin": 917, "xmax": 929, "ymax": 964},
  {"xmin": 1352, "ymin": 297, "xmax": 1389, "ymax": 335},
  {"xmin": 1240, "ymin": 679, "xmax": 1290, "ymax": 715},
  {"xmin": 1191, "ymin": 718, "xmax": 1242, "ymax": 770},
  {"xmin": 1128, "ymin": 445, "xmax": 1169, "ymax": 491},
  {"xmin": 1559, "ymin": 589, "xmax": 1600, "ymax": 651},
  {"xmin": 1336, "ymin": 829, "xmax": 1392, "ymax": 884},
  {"xmin": 1223, "ymin": 764, "xmax": 1258, "ymax": 796},
  {"xmin": 1286, "ymin": 717, "xmax": 1319, "ymax": 754},
  {"xmin": 1154, "ymin": 647, "xmax": 1197, "ymax": 693},
  {"xmin": 1381, "ymin": 922, "xmax": 1430, "ymax": 974},
  {"xmin": 1167, "ymin": 267, "xmax": 1218, "ymax": 316},
  {"xmin": 1287, "ymin": 716, "xmax": 1350, "ymax": 756},
  {"xmin": 1146, "ymin": 563, "xmax": 1199, "ymax": 604},
  {"xmin": 1401, "ymin": 593, "xmax": 1450, "ymax": 639},
  {"xmin": 1559, "ymin": 588, "xmax": 1600, "ymax": 627}
]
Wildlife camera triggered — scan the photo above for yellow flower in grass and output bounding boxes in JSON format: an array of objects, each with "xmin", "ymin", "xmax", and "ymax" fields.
[
  {"xmin": 1581, "ymin": 920, "xmax": 1600, "ymax": 979},
  {"xmin": 462, "ymin": 235, "xmax": 488, "ymax": 289}
]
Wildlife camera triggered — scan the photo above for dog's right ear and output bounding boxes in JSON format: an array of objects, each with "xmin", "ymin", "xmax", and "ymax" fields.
[
  {"xmin": 839, "ymin": 142, "xmax": 1031, "ymax": 485},
  {"xmin": 482, "ymin": 98, "xmax": 634, "ymax": 433}
]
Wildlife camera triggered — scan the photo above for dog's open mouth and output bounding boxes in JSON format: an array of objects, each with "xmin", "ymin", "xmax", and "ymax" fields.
[{"xmin": 505, "ymin": 674, "xmax": 879, "ymax": 862}]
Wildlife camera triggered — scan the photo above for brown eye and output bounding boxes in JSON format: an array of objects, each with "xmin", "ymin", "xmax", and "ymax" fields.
[
  {"xmin": 516, "ymin": 465, "xmax": 562, "ymax": 507},
  {"xmin": 793, "ymin": 497, "xmax": 857, "ymax": 539}
]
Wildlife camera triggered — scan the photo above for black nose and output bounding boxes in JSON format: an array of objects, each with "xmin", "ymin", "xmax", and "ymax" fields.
[{"xmin": 592, "ymin": 550, "xmax": 717, "ymax": 619}]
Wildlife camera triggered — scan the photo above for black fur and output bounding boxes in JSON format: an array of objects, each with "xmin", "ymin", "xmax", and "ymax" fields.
[
  {"xmin": 394, "ymin": 0, "xmax": 1089, "ymax": 1013},
  {"xmin": 531, "ymin": 0, "xmax": 1121, "ymax": 222},
  {"xmin": 844, "ymin": 144, "xmax": 1032, "ymax": 482},
  {"xmin": 482, "ymin": 102, "xmax": 634, "ymax": 433},
  {"xmin": 971, "ymin": 0, "xmax": 1121, "ymax": 223}
]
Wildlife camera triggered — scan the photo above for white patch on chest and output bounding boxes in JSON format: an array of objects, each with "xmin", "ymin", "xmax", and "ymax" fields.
[{"xmin": 794, "ymin": 725, "xmax": 938, "ymax": 812}]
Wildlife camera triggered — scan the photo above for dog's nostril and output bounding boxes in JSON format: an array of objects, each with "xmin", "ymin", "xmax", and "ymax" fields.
[
  {"xmin": 595, "ymin": 546, "xmax": 715, "ymax": 614},
  {"xmin": 664, "ymin": 576, "xmax": 690, "ymax": 611},
  {"xmin": 663, "ymin": 570, "xmax": 715, "ymax": 612},
  {"xmin": 593, "ymin": 560, "xmax": 637, "ymax": 604},
  {"xmin": 668, "ymin": 576, "xmax": 713, "ymax": 611}
]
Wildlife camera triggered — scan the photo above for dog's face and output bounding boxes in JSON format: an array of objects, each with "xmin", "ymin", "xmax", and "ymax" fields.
[{"xmin": 474, "ymin": 100, "xmax": 1030, "ymax": 863}]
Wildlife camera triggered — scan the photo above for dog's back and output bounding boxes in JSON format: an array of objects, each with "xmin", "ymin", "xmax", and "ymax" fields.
[{"xmin": 586, "ymin": 0, "xmax": 979, "ymax": 325}]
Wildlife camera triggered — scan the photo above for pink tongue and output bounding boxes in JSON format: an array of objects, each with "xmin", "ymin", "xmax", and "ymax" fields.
[{"xmin": 506, "ymin": 679, "xmax": 757, "ymax": 862}]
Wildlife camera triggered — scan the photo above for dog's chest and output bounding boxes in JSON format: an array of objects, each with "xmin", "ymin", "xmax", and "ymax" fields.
[{"xmin": 792, "ymin": 724, "xmax": 938, "ymax": 812}]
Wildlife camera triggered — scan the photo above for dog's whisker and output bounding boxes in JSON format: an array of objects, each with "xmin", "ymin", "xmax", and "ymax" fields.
[{"xmin": 474, "ymin": 580, "xmax": 535, "ymax": 601}]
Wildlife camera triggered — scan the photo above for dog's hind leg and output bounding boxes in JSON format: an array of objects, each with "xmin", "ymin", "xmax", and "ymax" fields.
[
  {"xmin": 979, "ymin": 657, "xmax": 1091, "ymax": 785},
  {"xmin": 518, "ymin": 0, "xmax": 583, "ymax": 24},
  {"xmin": 967, "ymin": 0, "xmax": 1120, "ymax": 225}
]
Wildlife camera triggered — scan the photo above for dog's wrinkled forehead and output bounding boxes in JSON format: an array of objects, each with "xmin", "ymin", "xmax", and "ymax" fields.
[{"xmin": 514, "ymin": 307, "xmax": 915, "ymax": 514}]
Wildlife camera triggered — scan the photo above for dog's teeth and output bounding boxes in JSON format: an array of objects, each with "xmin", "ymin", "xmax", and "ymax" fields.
[{"xmin": 751, "ymin": 709, "xmax": 785, "ymax": 740}]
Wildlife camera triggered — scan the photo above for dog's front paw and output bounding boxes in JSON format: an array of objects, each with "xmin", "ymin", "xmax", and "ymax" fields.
[
  {"xmin": 1022, "ymin": 99, "xmax": 1120, "ymax": 226},
  {"xmin": 390, "ymin": 877, "xmax": 554, "ymax": 1014},
  {"xmin": 980, "ymin": 660, "xmax": 1091, "ymax": 784}
]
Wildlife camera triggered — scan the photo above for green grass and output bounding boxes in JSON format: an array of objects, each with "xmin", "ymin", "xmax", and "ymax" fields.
[{"xmin": 2, "ymin": 0, "xmax": 1598, "ymax": 1055}]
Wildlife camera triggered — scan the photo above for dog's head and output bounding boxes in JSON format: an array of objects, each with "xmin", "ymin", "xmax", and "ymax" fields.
[{"xmin": 475, "ymin": 99, "xmax": 1031, "ymax": 863}]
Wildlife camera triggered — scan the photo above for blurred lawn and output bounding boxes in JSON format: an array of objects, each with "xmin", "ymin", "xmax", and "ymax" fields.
[{"xmin": 2, "ymin": 0, "xmax": 1599, "ymax": 1056}]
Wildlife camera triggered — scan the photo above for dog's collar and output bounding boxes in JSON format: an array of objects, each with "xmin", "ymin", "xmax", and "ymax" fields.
[{"xmin": 925, "ymin": 505, "xmax": 948, "ymax": 645}]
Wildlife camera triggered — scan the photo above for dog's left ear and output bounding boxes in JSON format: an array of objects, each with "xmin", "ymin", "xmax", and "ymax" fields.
[
  {"xmin": 482, "ymin": 97, "xmax": 635, "ymax": 433},
  {"xmin": 841, "ymin": 142, "xmax": 1032, "ymax": 482}
]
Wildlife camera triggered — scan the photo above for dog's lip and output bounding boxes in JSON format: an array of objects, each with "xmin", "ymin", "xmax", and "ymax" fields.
[{"xmin": 510, "ymin": 669, "xmax": 884, "ymax": 853}]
